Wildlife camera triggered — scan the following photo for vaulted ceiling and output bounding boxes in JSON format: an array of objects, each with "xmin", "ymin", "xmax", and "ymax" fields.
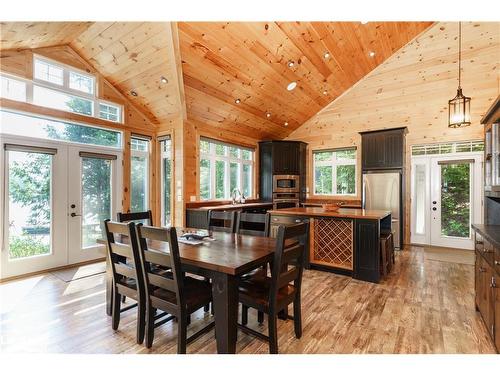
[{"xmin": 0, "ymin": 21, "xmax": 433, "ymax": 138}]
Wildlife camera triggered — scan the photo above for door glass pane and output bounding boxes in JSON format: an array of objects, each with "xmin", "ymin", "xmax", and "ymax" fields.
[
  {"xmin": 200, "ymin": 158, "xmax": 211, "ymax": 200},
  {"xmin": 441, "ymin": 163, "xmax": 470, "ymax": 238},
  {"xmin": 82, "ymin": 157, "xmax": 111, "ymax": 248},
  {"xmin": 215, "ymin": 160, "xmax": 226, "ymax": 199},
  {"xmin": 230, "ymin": 162, "xmax": 239, "ymax": 193},
  {"xmin": 414, "ymin": 164, "xmax": 426, "ymax": 235},
  {"xmin": 131, "ymin": 156, "xmax": 147, "ymax": 212},
  {"xmin": 163, "ymin": 154, "xmax": 172, "ymax": 226},
  {"xmin": 242, "ymin": 164, "xmax": 252, "ymax": 197},
  {"xmin": 8, "ymin": 151, "xmax": 52, "ymax": 259}
]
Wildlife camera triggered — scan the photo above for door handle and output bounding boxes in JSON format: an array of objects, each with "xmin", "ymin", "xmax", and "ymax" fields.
[
  {"xmin": 70, "ymin": 213, "xmax": 82, "ymax": 217},
  {"xmin": 432, "ymin": 207, "xmax": 437, "ymax": 211},
  {"xmin": 432, "ymin": 201, "xmax": 437, "ymax": 204}
]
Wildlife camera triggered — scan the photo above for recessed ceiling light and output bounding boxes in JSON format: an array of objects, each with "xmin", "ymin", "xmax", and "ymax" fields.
[
  {"xmin": 284, "ymin": 122, "xmax": 289, "ymax": 127},
  {"xmin": 266, "ymin": 112, "xmax": 271, "ymax": 118},
  {"xmin": 361, "ymin": 21, "xmax": 369, "ymax": 24},
  {"xmin": 323, "ymin": 90, "xmax": 328, "ymax": 95},
  {"xmin": 287, "ymin": 60, "xmax": 295, "ymax": 68},
  {"xmin": 287, "ymin": 81, "xmax": 297, "ymax": 91},
  {"xmin": 323, "ymin": 52, "xmax": 330, "ymax": 59},
  {"xmin": 369, "ymin": 51, "xmax": 376, "ymax": 57},
  {"xmin": 160, "ymin": 76, "xmax": 168, "ymax": 84},
  {"xmin": 130, "ymin": 90, "xmax": 138, "ymax": 96},
  {"xmin": 235, "ymin": 98, "xmax": 241, "ymax": 104}
]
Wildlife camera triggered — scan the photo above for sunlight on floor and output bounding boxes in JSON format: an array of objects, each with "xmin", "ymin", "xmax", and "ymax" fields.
[{"xmin": 0, "ymin": 275, "xmax": 45, "ymax": 314}]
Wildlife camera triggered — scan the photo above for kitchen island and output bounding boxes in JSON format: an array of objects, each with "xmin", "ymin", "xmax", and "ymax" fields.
[{"xmin": 268, "ymin": 207, "xmax": 392, "ymax": 283}]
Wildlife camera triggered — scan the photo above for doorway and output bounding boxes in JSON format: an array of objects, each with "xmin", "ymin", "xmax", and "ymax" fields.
[
  {"xmin": 1, "ymin": 135, "xmax": 122, "ymax": 279},
  {"xmin": 410, "ymin": 145, "xmax": 483, "ymax": 250}
]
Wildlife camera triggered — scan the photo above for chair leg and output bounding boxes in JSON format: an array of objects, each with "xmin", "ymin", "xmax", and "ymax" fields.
[
  {"xmin": 187, "ymin": 314, "xmax": 191, "ymax": 325},
  {"xmin": 204, "ymin": 277, "xmax": 210, "ymax": 312},
  {"xmin": 112, "ymin": 290, "xmax": 121, "ymax": 330},
  {"xmin": 122, "ymin": 295, "xmax": 126, "ymax": 303},
  {"xmin": 145, "ymin": 307, "xmax": 155, "ymax": 348},
  {"xmin": 268, "ymin": 313, "xmax": 278, "ymax": 354},
  {"xmin": 257, "ymin": 311, "xmax": 264, "ymax": 324},
  {"xmin": 177, "ymin": 315, "xmax": 188, "ymax": 354},
  {"xmin": 293, "ymin": 298, "xmax": 302, "ymax": 339},
  {"xmin": 211, "ymin": 302, "xmax": 215, "ymax": 315},
  {"xmin": 241, "ymin": 305, "xmax": 249, "ymax": 326},
  {"xmin": 136, "ymin": 300, "xmax": 145, "ymax": 345}
]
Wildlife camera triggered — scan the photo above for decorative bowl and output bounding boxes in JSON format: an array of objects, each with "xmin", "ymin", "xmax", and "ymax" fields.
[{"xmin": 322, "ymin": 202, "xmax": 342, "ymax": 212}]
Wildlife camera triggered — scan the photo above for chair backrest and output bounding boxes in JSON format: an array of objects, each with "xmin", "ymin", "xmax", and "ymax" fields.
[
  {"xmin": 117, "ymin": 210, "xmax": 153, "ymax": 226},
  {"xmin": 104, "ymin": 220, "xmax": 144, "ymax": 293},
  {"xmin": 208, "ymin": 210, "xmax": 236, "ymax": 233},
  {"xmin": 236, "ymin": 212, "xmax": 270, "ymax": 237},
  {"xmin": 135, "ymin": 225, "xmax": 184, "ymax": 314},
  {"xmin": 269, "ymin": 223, "xmax": 309, "ymax": 307}
]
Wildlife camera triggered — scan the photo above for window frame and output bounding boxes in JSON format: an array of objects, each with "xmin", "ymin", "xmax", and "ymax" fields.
[
  {"xmin": 199, "ymin": 137, "xmax": 254, "ymax": 201},
  {"xmin": 1, "ymin": 57, "xmax": 123, "ymax": 124},
  {"xmin": 313, "ymin": 147, "xmax": 357, "ymax": 197},
  {"xmin": 130, "ymin": 136, "xmax": 150, "ymax": 213}
]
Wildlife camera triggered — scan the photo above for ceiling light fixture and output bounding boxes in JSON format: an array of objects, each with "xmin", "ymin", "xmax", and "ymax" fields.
[
  {"xmin": 323, "ymin": 52, "xmax": 330, "ymax": 59},
  {"xmin": 266, "ymin": 112, "xmax": 271, "ymax": 118},
  {"xmin": 235, "ymin": 98, "xmax": 241, "ymax": 104},
  {"xmin": 369, "ymin": 51, "xmax": 376, "ymax": 57},
  {"xmin": 287, "ymin": 60, "xmax": 295, "ymax": 68},
  {"xmin": 361, "ymin": 21, "xmax": 369, "ymax": 24},
  {"xmin": 323, "ymin": 90, "xmax": 328, "ymax": 95},
  {"xmin": 160, "ymin": 76, "xmax": 168, "ymax": 84},
  {"xmin": 130, "ymin": 90, "xmax": 138, "ymax": 96},
  {"xmin": 448, "ymin": 21, "xmax": 471, "ymax": 128},
  {"xmin": 287, "ymin": 81, "xmax": 297, "ymax": 91},
  {"xmin": 284, "ymin": 122, "xmax": 289, "ymax": 127}
]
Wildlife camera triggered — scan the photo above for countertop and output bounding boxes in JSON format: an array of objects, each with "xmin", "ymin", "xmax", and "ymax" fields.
[
  {"xmin": 472, "ymin": 224, "xmax": 500, "ymax": 248},
  {"xmin": 268, "ymin": 207, "xmax": 391, "ymax": 220},
  {"xmin": 188, "ymin": 202, "xmax": 273, "ymax": 211}
]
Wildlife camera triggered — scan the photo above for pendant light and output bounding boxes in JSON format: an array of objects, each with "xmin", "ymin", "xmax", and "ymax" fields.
[{"xmin": 448, "ymin": 22, "xmax": 471, "ymax": 128}]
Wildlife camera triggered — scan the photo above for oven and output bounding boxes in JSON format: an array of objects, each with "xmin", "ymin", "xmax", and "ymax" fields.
[
  {"xmin": 272, "ymin": 192, "xmax": 300, "ymax": 210},
  {"xmin": 273, "ymin": 175, "xmax": 299, "ymax": 193}
]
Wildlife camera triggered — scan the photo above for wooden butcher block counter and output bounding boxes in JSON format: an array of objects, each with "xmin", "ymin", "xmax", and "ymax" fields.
[{"xmin": 268, "ymin": 207, "xmax": 392, "ymax": 283}]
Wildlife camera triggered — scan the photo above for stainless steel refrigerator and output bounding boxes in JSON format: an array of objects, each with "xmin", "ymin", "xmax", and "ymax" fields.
[{"xmin": 362, "ymin": 171, "xmax": 402, "ymax": 249}]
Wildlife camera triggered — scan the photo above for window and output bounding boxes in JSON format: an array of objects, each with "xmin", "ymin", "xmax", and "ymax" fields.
[
  {"xmin": 34, "ymin": 59, "xmax": 63, "ymax": 85},
  {"xmin": 313, "ymin": 147, "xmax": 357, "ymax": 196},
  {"xmin": 1, "ymin": 76, "xmax": 27, "ymax": 101},
  {"xmin": 33, "ymin": 85, "xmax": 94, "ymax": 116},
  {"xmin": 160, "ymin": 137, "xmax": 172, "ymax": 225},
  {"xmin": 0, "ymin": 110, "xmax": 122, "ymax": 149},
  {"xmin": 99, "ymin": 102, "xmax": 120, "ymax": 122},
  {"xmin": 199, "ymin": 138, "xmax": 254, "ymax": 200},
  {"xmin": 412, "ymin": 141, "xmax": 484, "ymax": 155},
  {"xmin": 130, "ymin": 137, "xmax": 150, "ymax": 213},
  {"xmin": 1, "ymin": 56, "xmax": 122, "ymax": 123}
]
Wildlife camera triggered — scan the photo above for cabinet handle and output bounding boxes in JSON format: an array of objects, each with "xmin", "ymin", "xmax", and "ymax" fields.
[
  {"xmin": 479, "ymin": 267, "xmax": 485, "ymax": 273},
  {"xmin": 495, "ymin": 260, "xmax": 500, "ymax": 266},
  {"xmin": 295, "ymin": 219, "xmax": 301, "ymax": 223},
  {"xmin": 491, "ymin": 277, "xmax": 496, "ymax": 288}
]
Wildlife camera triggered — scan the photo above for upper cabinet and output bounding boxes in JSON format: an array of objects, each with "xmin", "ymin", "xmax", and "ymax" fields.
[
  {"xmin": 272, "ymin": 141, "xmax": 301, "ymax": 175},
  {"xmin": 360, "ymin": 127, "xmax": 407, "ymax": 170}
]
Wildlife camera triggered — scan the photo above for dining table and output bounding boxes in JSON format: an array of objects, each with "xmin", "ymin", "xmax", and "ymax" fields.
[{"xmin": 97, "ymin": 229, "xmax": 278, "ymax": 354}]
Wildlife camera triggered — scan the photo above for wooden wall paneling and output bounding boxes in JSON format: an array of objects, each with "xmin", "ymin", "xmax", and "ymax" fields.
[
  {"xmin": 0, "ymin": 49, "xmax": 31, "ymax": 78},
  {"xmin": 286, "ymin": 22, "xmax": 500, "ymax": 245}
]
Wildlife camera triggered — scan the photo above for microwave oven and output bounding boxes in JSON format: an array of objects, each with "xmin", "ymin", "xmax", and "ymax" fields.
[{"xmin": 273, "ymin": 175, "xmax": 299, "ymax": 193}]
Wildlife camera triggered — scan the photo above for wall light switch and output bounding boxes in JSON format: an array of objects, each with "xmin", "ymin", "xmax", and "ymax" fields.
[
  {"xmin": 176, "ymin": 180, "xmax": 182, "ymax": 188},
  {"xmin": 177, "ymin": 195, "xmax": 182, "ymax": 202}
]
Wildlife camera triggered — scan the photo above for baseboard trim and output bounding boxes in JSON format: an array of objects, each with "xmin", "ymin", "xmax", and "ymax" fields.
[{"xmin": 0, "ymin": 257, "xmax": 106, "ymax": 283}]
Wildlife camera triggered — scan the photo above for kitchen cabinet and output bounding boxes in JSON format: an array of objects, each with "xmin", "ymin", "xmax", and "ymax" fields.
[
  {"xmin": 259, "ymin": 141, "xmax": 307, "ymax": 201},
  {"xmin": 360, "ymin": 127, "xmax": 407, "ymax": 170},
  {"xmin": 472, "ymin": 225, "xmax": 500, "ymax": 353}
]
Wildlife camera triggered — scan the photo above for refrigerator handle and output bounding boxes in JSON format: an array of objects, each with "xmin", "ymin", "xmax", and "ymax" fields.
[{"xmin": 362, "ymin": 174, "xmax": 366, "ymax": 209}]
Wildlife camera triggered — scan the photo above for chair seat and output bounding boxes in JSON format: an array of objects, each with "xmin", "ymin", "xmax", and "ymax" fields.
[
  {"xmin": 238, "ymin": 275, "xmax": 296, "ymax": 311},
  {"xmin": 153, "ymin": 277, "xmax": 212, "ymax": 313}
]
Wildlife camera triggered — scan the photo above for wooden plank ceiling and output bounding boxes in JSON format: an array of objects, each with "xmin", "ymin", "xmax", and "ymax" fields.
[
  {"xmin": 1, "ymin": 21, "xmax": 433, "ymax": 138},
  {"xmin": 178, "ymin": 22, "xmax": 433, "ymax": 140}
]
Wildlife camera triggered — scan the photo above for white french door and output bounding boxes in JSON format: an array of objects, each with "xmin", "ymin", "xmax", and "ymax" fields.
[
  {"xmin": 1, "ymin": 135, "xmax": 122, "ymax": 279},
  {"xmin": 411, "ymin": 152, "xmax": 483, "ymax": 250}
]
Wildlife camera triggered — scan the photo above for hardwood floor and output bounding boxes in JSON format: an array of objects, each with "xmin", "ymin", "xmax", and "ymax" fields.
[{"xmin": 0, "ymin": 246, "xmax": 496, "ymax": 354}]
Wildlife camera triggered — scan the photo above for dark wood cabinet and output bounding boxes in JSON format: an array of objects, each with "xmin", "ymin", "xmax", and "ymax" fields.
[
  {"xmin": 259, "ymin": 141, "xmax": 307, "ymax": 201},
  {"xmin": 473, "ymin": 225, "xmax": 500, "ymax": 353},
  {"xmin": 360, "ymin": 127, "xmax": 407, "ymax": 170},
  {"xmin": 354, "ymin": 219, "xmax": 380, "ymax": 283}
]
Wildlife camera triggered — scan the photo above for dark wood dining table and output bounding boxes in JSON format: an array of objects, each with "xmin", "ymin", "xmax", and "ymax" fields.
[{"xmin": 97, "ymin": 229, "xmax": 277, "ymax": 354}]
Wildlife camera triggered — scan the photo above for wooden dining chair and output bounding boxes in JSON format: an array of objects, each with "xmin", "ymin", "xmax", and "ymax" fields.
[
  {"xmin": 238, "ymin": 222, "xmax": 308, "ymax": 354},
  {"xmin": 104, "ymin": 220, "xmax": 146, "ymax": 344},
  {"xmin": 235, "ymin": 212, "xmax": 270, "ymax": 237},
  {"xmin": 135, "ymin": 224, "xmax": 215, "ymax": 353},
  {"xmin": 208, "ymin": 210, "xmax": 236, "ymax": 233},
  {"xmin": 117, "ymin": 210, "xmax": 153, "ymax": 226}
]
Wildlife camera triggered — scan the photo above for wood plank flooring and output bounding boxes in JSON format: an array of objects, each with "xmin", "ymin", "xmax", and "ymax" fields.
[{"xmin": 0, "ymin": 246, "xmax": 496, "ymax": 354}]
